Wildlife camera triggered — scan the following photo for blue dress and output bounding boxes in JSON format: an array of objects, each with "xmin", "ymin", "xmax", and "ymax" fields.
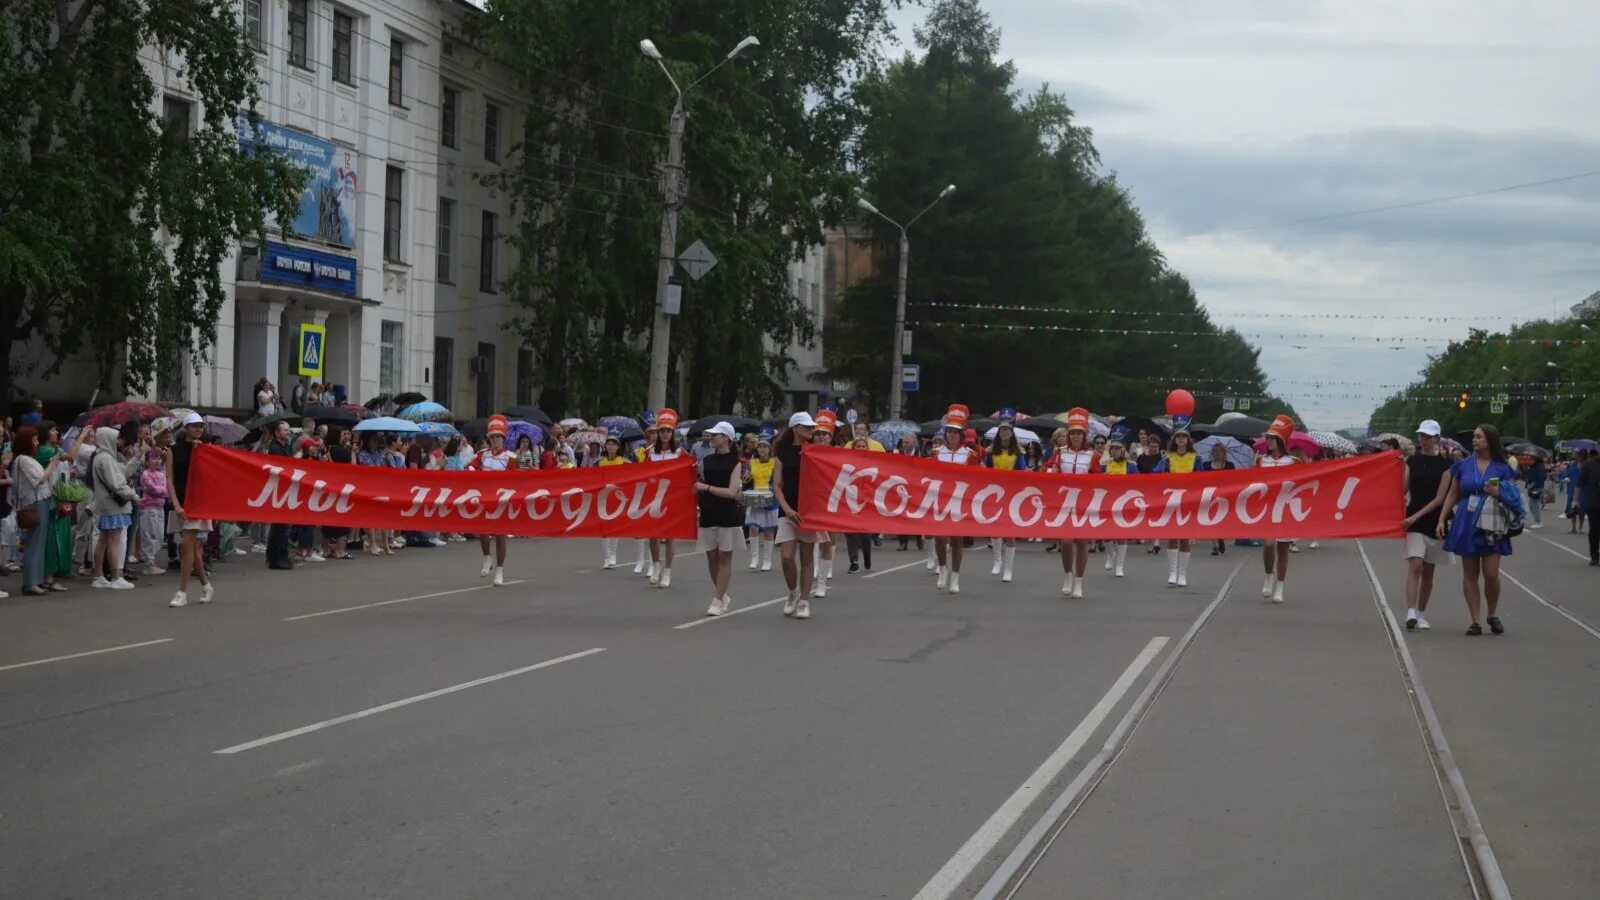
[{"xmin": 1443, "ymin": 457, "xmax": 1518, "ymax": 557}]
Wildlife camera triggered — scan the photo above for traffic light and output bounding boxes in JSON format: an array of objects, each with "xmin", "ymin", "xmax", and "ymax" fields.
[{"xmin": 1458, "ymin": 393, "xmax": 1469, "ymax": 409}]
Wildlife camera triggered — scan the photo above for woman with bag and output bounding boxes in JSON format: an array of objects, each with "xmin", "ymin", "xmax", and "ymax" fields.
[
  {"xmin": 1436, "ymin": 424, "xmax": 1522, "ymax": 636},
  {"xmin": 13, "ymin": 427, "xmax": 69, "ymax": 595}
]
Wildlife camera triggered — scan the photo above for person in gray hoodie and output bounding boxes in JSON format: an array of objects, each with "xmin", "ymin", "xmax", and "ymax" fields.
[{"xmin": 89, "ymin": 425, "xmax": 139, "ymax": 589}]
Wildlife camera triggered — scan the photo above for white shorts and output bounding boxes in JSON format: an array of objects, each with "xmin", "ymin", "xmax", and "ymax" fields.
[
  {"xmin": 698, "ymin": 526, "xmax": 747, "ymax": 553},
  {"xmin": 1404, "ymin": 532, "xmax": 1441, "ymax": 564},
  {"xmin": 776, "ymin": 518, "xmax": 824, "ymax": 544}
]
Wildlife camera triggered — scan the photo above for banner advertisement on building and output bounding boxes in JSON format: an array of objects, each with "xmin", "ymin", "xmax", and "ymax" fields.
[
  {"xmin": 262, "ymin": 242, "xmax": 358, "ymax": 297},
  {"xmin": 184, "ymin": 446, "xmax": 699, "ymax": 539},
  {"xmin": 237, "ymin": 115, "xmax": 359, "ymax": 247},
  {"xmin": 797, "ymin": 446, "xmax": 1404, "ymax": 540}
]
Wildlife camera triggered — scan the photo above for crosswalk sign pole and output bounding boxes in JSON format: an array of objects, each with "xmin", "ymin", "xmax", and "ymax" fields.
[{"xmin": 297, "ymin": 323, "xmax": 327, "ymax": 379}]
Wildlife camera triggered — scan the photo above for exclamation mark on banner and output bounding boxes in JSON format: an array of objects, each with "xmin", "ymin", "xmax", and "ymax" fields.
[{"xmin": 1333, "ymin": 477, "xmax": 1360, "ymax": 520}]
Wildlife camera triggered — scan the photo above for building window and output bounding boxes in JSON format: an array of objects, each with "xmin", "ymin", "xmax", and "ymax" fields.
[
  {"xmin": 387, "ymin": 36, "xmax": 404, "ymax": 107},
  {"xmin": 437, "ymin": 198, "xmax": 454, "ymax": 283},
  {"xmin": 161, "ymin": 96, "xmax": 192, "ymax": 143},
  {"xmin": 287, "ymin": 0, "xmax": 309, "ymax": 69},
  {"xmin": 441, "ymin": 87, "xmax": 459, "ymax": 148},
  {"xmin": 380, "ymin": 321, "xmax": 403, "ymax": 395},
  {"xmin": 157, "ymin": 348, "xmax": 190, "ymax": 405},
  {"xmin": 516, "ymin": 348, "xmax": 534, "ymax": 405},
  {"xmin": 484, "ymin": 103, "xmax": 500, "ymax": 163},
  {"xmin": 332, "ymin": 11, "xmax": 355, "ymax": 85},
  {"xmin": 479, "ymin": 211, "xmax": 497, "ymax": 293},
  {"xmin": 243, "ymin": 0, "xmax": 264, "ymax": 52},
  {"xmin": 434, "ymin": 336, "xmax": 454, "ymax": 409},
  {"xmin": 384, "ymin": 166, "xmax": 404, "ymax": 262}
]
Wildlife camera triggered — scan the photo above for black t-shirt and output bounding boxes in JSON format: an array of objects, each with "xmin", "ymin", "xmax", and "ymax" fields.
[
  {"xmin": 328, "ymin": 446, "xmax": 352, "ymax": 465},
  {"xmin": 1406, "ymin": 453, "xmax": 1450, "ymax": 535},
  {"xmin": 171, "ymin": 439, "xmax": 196, "ymax": 505},
  {"xmin": 698, "ymin": 451, "xmax": 743, "ymax": 528},
  {"xmin": 776, "ymin": 442, "xmax": 803, "ymax": 516},
  {"xmin": 1135, "ymin": 454, "xmax": 1162, "ymax": 474}
]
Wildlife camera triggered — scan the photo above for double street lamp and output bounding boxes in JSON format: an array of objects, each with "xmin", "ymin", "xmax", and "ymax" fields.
[
  {"xmin": 639, "ymin": 35, "xmax": 761, "ymax": 411},
  {"xmin": 856, "ymin": 184, "xmax": 956, "ymax": 421}
]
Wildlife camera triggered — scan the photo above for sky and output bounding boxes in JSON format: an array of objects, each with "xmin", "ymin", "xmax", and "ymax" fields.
[{"xmin": 889, "ymin": 0, "xmax": 1600, "ymax": 430}]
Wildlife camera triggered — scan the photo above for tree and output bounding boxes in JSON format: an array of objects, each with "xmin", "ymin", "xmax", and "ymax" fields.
[{"xmin": 1, "ymin": 0, "xmax": 303, "ymax": 402}]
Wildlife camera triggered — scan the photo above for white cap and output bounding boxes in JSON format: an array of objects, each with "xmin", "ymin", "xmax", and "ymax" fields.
[
  {"xmin": 1416, "ymin": 419, "xmax": 1441, "ymax": 437},
  {"xmin": 705, "ymin": 421, "xmax": 737, "ymax": 440},
  {"xmin": 182, "ymin": 412, "xmax": 205, "ymax": 426},
  {"xmin": 788, "ymin": 411, "xmax": 816, "ymax": 428}
]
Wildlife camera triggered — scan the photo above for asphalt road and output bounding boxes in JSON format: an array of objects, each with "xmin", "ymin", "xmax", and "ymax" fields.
[{"xmin": 2, "ymin": 524, "xmax": 1596, "ymax": 899}]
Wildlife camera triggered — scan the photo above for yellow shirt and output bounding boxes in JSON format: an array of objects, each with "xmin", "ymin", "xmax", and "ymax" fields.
[
  {"xmin": 748, "ymin": 456, "xmax": 775, "ymax": 490},
  {"xmin": 1103, "ymin": 458, "xmax": 1132, "ymax": 475},
  {"xmin": 633, "ymin": 446, "xmax": 648, "ymax": 463},
  {"xmin": 1165, "ymin": 451, "xmax": 1198, "ymax": 474},
  {"xmin": 990, "ymin": 449, "xmax": 1021, "ymax": 471},
  {"xmin": 598, "ymin": 456, "xmax": 627, "ymax": 468}
]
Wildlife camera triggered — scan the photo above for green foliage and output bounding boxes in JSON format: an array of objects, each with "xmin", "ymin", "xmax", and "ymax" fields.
[
  {"xmin": 0, "ymin": 0, "xmax": 304, "ymax": 399},
  {"xmin": 826, "ymin": 0, "xmax": 1291, "ymax": 422},
  {"xmin": 1367, "ymin": 317, "xmax": 1599, "ymax": 445}
]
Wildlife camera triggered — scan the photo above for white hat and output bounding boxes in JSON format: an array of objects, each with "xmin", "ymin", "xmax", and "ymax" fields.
[
  {"xmin": 1416, "ymin": 419, "xmax": 1441, "ymax": 437},
  {"xmin": 788, "ymin": 411, "xmax": 816, "ymax": 428},
  {"xmin": 182, "ymin": 412, "xmax": 204, "ymax": 426},
  {"xmin": 705, "ymin": 421, "xmax": 737, "ymax": 440}
]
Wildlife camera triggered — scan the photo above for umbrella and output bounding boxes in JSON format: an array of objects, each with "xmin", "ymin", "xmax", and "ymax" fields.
[
  {"xmin": 1561, "ymin": 438, "xmax": 1596, "ymax": 453},
  {"xmin": 1018, "ymin": 416, "xmax": 1067, "ymax": 433},
  {"xmin": 1375, "ymin": 432, "xmax": 1416, "ymax": 454},
  {"xmin": 460, "ymin": 418, "xmax": 490, "ymax": 439},
  {"xmin": 1507, "ymin": 442, "xmax": 1550, "ymax": 460},
  {"xmin": 558, "ymin": 417, "xmax": 589, "ymax": 430},
  {"xmin": 243, "ymin": 412, "xmax": 288, "ymax": 433},
  {"xmin": 364, "ymin": 394, "xmax": 390, "ymax": 410},
  {"xmin": 352, "ymin": 416, "xmax": 420, "ymax": 433},
  {"xmin": 504, "ymin": 405, "xmax": 554, "ymax": 426},
  {"xmin": 872, "ymin": 419, "xmax": 920, "ymax": 449},
  {"xmin": 416, "ymin": 421, "xmax": 459, "ymax": 437},
  {"xmin": 507, "ymin": 420, "xmax": 545, "ymax": 448},
  {"xmin": 1438, "ymin": 437, "xmax": 1464, "ymax": 456},
  {"xmin": 984, "ymin": 426, "xmax": 1041, "ymax": 445},
  {"xmin": 1196, "ymin": 435, "xmax": 1255, "ymax": 470},
  {"xmin": 204, "ymin": 415, "xmax": 249, "ymax": 445},
  {"xmin": 685, "ymin": 414, "xmax": 761, "ymax": 438},
  {"xmin": 1113, "ymin": 415, "xmax": 1171, "ymax": 443},
  {"xmin": 399, "ymin": 401, "xmax": 453, "ymax": 423},
  {"xmin": 1252, "ymin": 432, "xmax": 1322, "ymax": 457},
  {"xmin": 303, "ymin": 403, "xmax": 372, "ymax": 426},
  {"xmin": 1204, "ymin": 415, "xmax": 1271, "ymax": 441},
  {"xmin": 74, "ymin": 401, "xmax": 171, "ymax": 430},
  {"xmin": 1307, "ymin": 430, "xmax": 1358, "ymax": 456},
  {"xmin": 393, "ymin": 392, "xmax": 427, "ymax": 407}
]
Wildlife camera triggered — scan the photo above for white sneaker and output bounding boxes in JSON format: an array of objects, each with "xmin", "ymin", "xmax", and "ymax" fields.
[
  {"xmin": 658, "ymin": 568, "xmax": 672, "ymax": 589},
  {"xmin": 199, "ymin": 583, "xmax": 214, "ymax": 605},
  {"xmin": 1415, "ymin": 613, "xmax": 1431, "ymax": 630},
  {"xmin": 1262, "ymin": 574, "xmax": 1275, "ymax": 597},
  {"xmin": 309, "ymin": 552, "xmax": 326, "ymax": 562},
  {"xmin": 143, "ymin": 565, "xmax": 166, "ymax": 576},
  {"xmin": 948, "ymin": 572, "xmax": 961, "ymax": 594},
  {"xmin": 795, "ymin": 599, "xmax": 811, "ymax": 619},
  {"xmin": 233, "ymin": 547, "xmax": 248, "ymax": 556},
  {"xmin": 108, "ymin": 578, "xmax": 135, "ymax": 590},
  {"xmin": 706, "ymin": 596, "xmax": 727, "ymax": 617},
  {"xmin": 169, "ymin": 592, "xmax": 188, "ymax": 608},
  {"xmin": 431, "ymin": 537, "xmax": 448, "ymax": 547},
  {"xmin": 783, "ymin": 591, "xmax": 799, "ymax": 617},
  {"xmin": 251, "ymin": 544, "xmax": 267, "ymax": 553},
  {"xmin": 1405, "ymin": 608, "xmax": 1418, "ymax": 630},
  {"xmin": 935, "ymin": 566, "xmax": 949, "ymax": 592},
  {"xmin": 1309, "ymin": 540, "xmax": 1319, "ymax": 549},
  {"xmin": 91, "ymin": 577, "xmax": 112, "ymax": 589},
  {"xmin": 1271, "ymin": 582, "xmax": 1285, "ymax": 604},
  {"xmin": 493, "ymin": 567, "xmax": 505, "ymax": 586},
  {"xmin": 480, "ymin": 556, "xmax": 493, "ymax": 578}
]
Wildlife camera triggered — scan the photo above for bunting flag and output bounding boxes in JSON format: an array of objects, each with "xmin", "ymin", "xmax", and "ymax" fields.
[
  {"xmin": 904, "ymin": 320, "xmax": 1593, "ymax": 346},
  {"xmin": 911, "ymin": 301, "xmax": 1515, "ymax": 322}
]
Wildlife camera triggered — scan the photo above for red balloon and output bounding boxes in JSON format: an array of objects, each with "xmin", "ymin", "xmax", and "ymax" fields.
[{"xmin": 1166, "ymin": 389, "xmax": 1195, "ymax": 418}]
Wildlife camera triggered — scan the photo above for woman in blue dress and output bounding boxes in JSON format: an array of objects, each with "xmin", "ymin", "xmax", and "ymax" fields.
[{"xmin": 1436, "ymin": 424, "xmax": 1523, "ymax": 636}]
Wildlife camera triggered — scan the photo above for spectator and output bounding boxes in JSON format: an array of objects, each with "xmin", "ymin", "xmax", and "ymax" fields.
[
  {"xmin": 263, "ymin": 421, "xmax": 295, "ymax": 570},
  {"xmin": 136, "ymin": 449, "xmax": 168, "ymax": 575},
  {"xmin": 21, "ymin": 399, "xmax": 44, "ymax": 427}
]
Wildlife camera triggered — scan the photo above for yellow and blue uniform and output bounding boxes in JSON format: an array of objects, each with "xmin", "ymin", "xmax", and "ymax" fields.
[
  {"xmin": 598, "ymin": 454, "xmax": 628, "ymax": 468},
  {"xmin": 985, "ymin": 447, "xmax": 1028, "ymax": 471},
  {"xmin": 1155, "ymin": 451, "xmax": 1198, "ymax": 474},
  {"xmin": 1101, "ymin": 456, "xmax": 1137, "ymax": 475}
]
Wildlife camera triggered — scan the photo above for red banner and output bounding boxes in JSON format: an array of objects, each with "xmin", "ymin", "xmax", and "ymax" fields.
[
  {"xmin": 183, "ymin": 445, "xmax": 699, "ymax": 539},
  {"xmin": 797, "ymin": 446, "xmax": 1404, "ymax": 540}
]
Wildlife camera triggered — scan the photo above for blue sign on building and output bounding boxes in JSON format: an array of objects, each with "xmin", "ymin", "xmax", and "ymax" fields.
[{"xmin": 260, "ymin": 241, "xmax": 358, "ymax": 297}]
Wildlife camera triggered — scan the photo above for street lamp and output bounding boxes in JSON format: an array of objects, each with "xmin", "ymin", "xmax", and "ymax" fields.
[
  {"xmin": 640, "ymin": 35, "xmax": 761, "ymax": 411},
  {"xmin": 856, "ymin": 184, "xmax": 957, "ymax": 420}
]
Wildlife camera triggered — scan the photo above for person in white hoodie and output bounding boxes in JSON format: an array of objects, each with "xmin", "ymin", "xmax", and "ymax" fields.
[{"xmin": 88, "ymin": 426, "xmax": 139, "ymax": 589}]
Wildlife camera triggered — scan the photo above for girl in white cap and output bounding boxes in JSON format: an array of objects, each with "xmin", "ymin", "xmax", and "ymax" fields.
[
  {"xmin": 696, "ymin": 422, "xmax": 746, "ymax": 616},
  {"xmin": 931, "ymin": 405, "xmax": 979, "ymax": 593},
  {"xmin": 771, "ymin": 411, "xmax": 819, "ymax": 618},
  {"xmin": 597, "ymin": 432, "xmax": 628, "ymax": 569}
]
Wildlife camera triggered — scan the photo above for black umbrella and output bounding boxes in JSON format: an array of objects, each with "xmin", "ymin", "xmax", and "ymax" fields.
[
  {"xmin": 503, "ymin": 405, "xmax": 554, "ymax": 426},
  {"xmin": 1017, "ymin": 416, "xmax": 1067, "ymax": 433},
  {"xmin": 302, "ymin": 403, "xmax": 368, "ymax": 426},
  {"xmin": 460, "ymin": 418, "xmax": 490, "ymax": 439},
  {"xmin": 685, "ymin": 414, "xmax": 761, "ymax": 438},
  {"xmin": 243, "ymin": 412, "xmax": 288, "ymax": 433},
  {"xmin": 1204, "ymin": 415, "xmax": 1271, "ymax": 440},
  {"xmin": 1114, "ymin": 415, "xmax": 1173, "ymax": 442},
  {"xmin": 1507, "ymin": 441, "xmax": 1549, "ymax": 460},
  {"xmin": 393, "ymin": 391, "xmax": 427, "ymax": 407}
]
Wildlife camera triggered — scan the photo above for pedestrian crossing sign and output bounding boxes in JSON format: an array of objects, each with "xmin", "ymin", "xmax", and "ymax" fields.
[{"xmin": 297, "ymin": 323, "xmax": 326, "ymax": 378}]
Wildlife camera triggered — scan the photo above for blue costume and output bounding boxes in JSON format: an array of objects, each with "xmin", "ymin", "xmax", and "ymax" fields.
[{"xmin": 1443, "ymin": 457, "xmax": 1522, "ymax": 558}]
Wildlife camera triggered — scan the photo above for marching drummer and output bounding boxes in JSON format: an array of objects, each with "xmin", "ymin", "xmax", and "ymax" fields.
[
  {"xmin": 645, "ymin": 409, "xmax": 687, "ymax": 589},
  {"xmin": 931, "ymin": 404, "xmax": 981, "ymax": 594}
]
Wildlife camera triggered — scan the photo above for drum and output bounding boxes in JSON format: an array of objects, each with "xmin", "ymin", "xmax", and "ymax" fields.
[{"xmin": 741, "ymin": 489, "xmax": 775, "ymax": 511}]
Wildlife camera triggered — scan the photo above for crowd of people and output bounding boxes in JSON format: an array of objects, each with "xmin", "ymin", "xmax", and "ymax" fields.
[{"xmin": 3, "ymin": 396, "xmax": 1595, "ymax": 636}]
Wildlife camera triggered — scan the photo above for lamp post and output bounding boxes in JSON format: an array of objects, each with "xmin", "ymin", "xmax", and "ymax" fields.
[
  {"xmin": 640, "ymin": 35, "xmax": 760, "ymax": 411},
  {"xmin": 856, "ymin": 184, "xmax": 956, "ymax": 421}
]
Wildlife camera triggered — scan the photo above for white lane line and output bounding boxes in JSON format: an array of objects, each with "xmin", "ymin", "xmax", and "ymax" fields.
[
  {"xmin": 1530, "ymin": 532, "xmax": 1590, "ymax": 562},
  {"xmin": 1502, "ymin": 570, "xmax": 1600, "ymax": 641},
  {"xmin": 0, "ymin": 638, "xmax": 175, "ymax": 673},
  {"xmin": 914, "ymin": 635, "xmax": 1170, "ymax": 900},
  {"xmin": 863, "ymin": 559, "xmax": 926, "ymax": 579},
  {"xmin": 283, "ymin": 581, "xmax": 527, "ymax": 620},
  {"xmin": 1357, "ymin": 542, "xmax": 1511, "ymax": 900},
  {"xmin": 214, "ymin": 648, "xmax": 606, "ymax": 754},
  {"xmin": 675, "ymin": 558, "xmax": 929, "ymax": 629}
]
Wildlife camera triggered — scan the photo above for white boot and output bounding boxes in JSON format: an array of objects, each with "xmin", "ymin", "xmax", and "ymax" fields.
[
  {"xmin": 1002, "ymin": 545, "xmax": 1015, "ymax": 583},
  {"xmin": 1262, "ymin": 573, "xmax": 1275, "ymax": 597},
  {"xmin": 1114, "ymin": 544, "xmax": 1127, "ymax": 578},
  {"xmin": 936, "ymin": 565, "xmax": 949, "ymax": 592},
  {"xmin": 782, "ymin": 589, "xmax": 799, "ymax": 616},
  {"xmin": 634, "ymin": 541, "xmax": 649, "ymax": 575},
  {"xmin": 1071, "ymin": 573, "xmax": 1084, "ymax": 599},
  {"xmin": 1166, "ymin": 549, "xmax": 1179, "ymax": 586},
  {"xmin": 1177, "ymin": 551, "xmax": 1191, "ymax": 587},
  {"xmin": 1271, "ymin": 580, "xmax": 1285, "ymax": 604},
  {"xmin": 649, "ymin": 561, "xmax": 662, "ymax": 586},
  {"xmin": 760, "ymin": 538, "xmax": 773, "ymax": 571},
  {"xmin": 1062, "ymin": 572, "xmax": 1075, "ymax": 596},
  {"xmin": 658, "ymin": 567, "xmax": 672, "ymax": 589},
  {"xmin": 948, "ymin": 571, "xmax": 961, "ymax": 594},
  {"xmin": 813, "ymin": 571, "xmax": 828, "ymax": 598},
  {"xmin": 749, "ymin": 538, "xmax": 761, "ymax": 570},
  {"xmin": 602, "ymin": 538, "xmax": 617, "ymax": 570},
  {"xmin": 492, "ymin": 567, "xmax": 505, "ymax": 586},
  {"xmin": 991, "ymin": 542, "xmax": 1003, "ymax": 576},
  {"xmin": 480, "ymin": 555, "xmax": 493, "ymax": 578},
  {"xmin": 925, "ymin": 544, "xmax": 937, "ymax": 571},
  {"xmin": 1105, "ymin": 546, "xmax": 1114, "ymax": 570}
]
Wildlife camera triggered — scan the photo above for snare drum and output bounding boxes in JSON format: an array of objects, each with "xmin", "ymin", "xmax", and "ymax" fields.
[{"xmin": 741, "ymin": 489, "xmax": 775, "ymax": 511}]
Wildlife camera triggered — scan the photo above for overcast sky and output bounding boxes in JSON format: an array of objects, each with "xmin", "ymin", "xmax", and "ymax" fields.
[{"xmin": 890, "ymin": 0, "xmax": 1600, "ymax": 430}]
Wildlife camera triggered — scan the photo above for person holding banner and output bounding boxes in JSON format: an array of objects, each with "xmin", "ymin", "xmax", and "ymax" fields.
[
  {"xmin": 810, "ymin": 409, "xmax": 840, "ymax": 598},
  {"xmin": 1099, "ymin": 432, "xmax": 1138, "ymax": 578},
  {"xmin": 772, "ymin": 411, "xmax": 819, "ymax": 619},
  {"xmin": 985, "ymin": 415, "xmax": 1028, "ymax": 583},
  {"xmin": 597, "ymin": 430, "xmax": 628, "ymax": 569},
  {"xmin": 696, "ymin": 422, "xmax": 746, "ymax": 616},
  {"xmin": 467, "ymin": 414, "xmax": 518, "ymax": 586},
  {"xmin": 932, "ymin": 405, "xmax": 980, "ymax": 594},
  {"xmin": 1048, "ymin": 408, "xmax": 1099, "ymax": 598},
  {"xmin": 1154, "ymin": 425, "xmax": 1199, "ymax": 587},
  {"xmin": 166, "ymin": 413, "xmax": 214, "ymax": 608},
  {"xmin": 1257, "ymin": 415, "xmax": 1298, "ymax": 603},
  {"xmin": 645, "ymin": 409, "xmax": 686, "ymax": 589}
]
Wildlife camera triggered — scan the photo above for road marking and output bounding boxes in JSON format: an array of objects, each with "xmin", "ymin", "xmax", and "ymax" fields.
[
  {"xmin": 674, "ymin": 558, "xmax": 930, "ymax": 629},
  {"xmin": 1531, "ymin": 532, "xmax": 1590, "ymax": 562},
  {"xmin": 1502, "ymin": 570, "xmax": 1600, "ymax": 641},
  {"xmin": 915, "ymin": 635, "xmax": 1170, "ymax": 900},
  {"xmin": 0, "ymin": 638, "xmax": 174, "ymax": 673},
  {"xmin": 1357, "ymin": 542, "xmax": 1511, "ymax": 900},
  {"xmin": 214, "ymin": 648, "xmax": 606, "ymax": 754},
  {"xmin": 863, "ymin": 559, "xmax": 926, "ymax": 579},
  {"xmin": 283, "ymin": 581, "xmax": 527, "ymax": 620}
]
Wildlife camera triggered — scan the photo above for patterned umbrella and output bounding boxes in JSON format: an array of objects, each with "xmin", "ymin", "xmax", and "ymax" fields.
[
  {"xmin": 507, "ymin": 420, "xmax": 545, "ymax": 448},
  {"xmin": 1307, "ymin": 430, "xmax": 1358, "ymax": 456},
  {"xmin": 204, "ymin": 415, "xmax": 249, "ymax": 445},
  {"xmin": 872, "ymin": 419, "xmax": 919, "ymax": 449},
  {"xmin": 1374, "ymin": 432, "xmax": 1416, "ymax": 454},
  {"xmin": 1252, "ymin": 431, "xmax": 1323, "ymax": 457},
  {"xmin": 1196, "ymin": 435, "xmax": 1256, "ymax": 469},
  {"xmin": 74, "ymin": 401, "xmax": 171, "ymax": 430},
  {"xmin": 399, "ymin": 401, "xmax": 453, "ymax": 423},
  {"xmin": 416, "ymin": 421, "xmax": 459, "ymax": 436}
]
